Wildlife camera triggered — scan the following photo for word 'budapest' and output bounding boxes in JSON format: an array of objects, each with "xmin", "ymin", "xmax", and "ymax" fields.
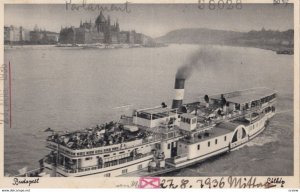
[{"xmin": 12, "ymin": 178, "xmax": 40, "ymax": 186}]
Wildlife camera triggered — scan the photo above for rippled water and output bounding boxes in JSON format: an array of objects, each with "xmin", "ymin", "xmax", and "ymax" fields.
[{"xmin": 4, "ymin": 44, "xmax": 293, "ymax": 176}]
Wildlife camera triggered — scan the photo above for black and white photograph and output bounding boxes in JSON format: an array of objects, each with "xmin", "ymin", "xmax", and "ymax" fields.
[{"xmin": 1, "ymin": 0, "xmax": 298, "ymax": 187}]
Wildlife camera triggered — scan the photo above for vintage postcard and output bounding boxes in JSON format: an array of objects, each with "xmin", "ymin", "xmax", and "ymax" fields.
[{"xmin": 0, "ymin": 0, "xmax": 299, "ymax": 189}]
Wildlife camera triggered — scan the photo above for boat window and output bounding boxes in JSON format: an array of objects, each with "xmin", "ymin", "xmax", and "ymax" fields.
[
  {"xmin": 168, "ymin": 144, "xmax": 171, "ymax": 149},
  {"xmin": 168, "ymin": 132, "xmax": 174, "ymax": 138},
  {"xmin": 104, "ymin": 173, "xmax": 111, "ymax": 177},
  {"xmin": 187, "ymin": 118, "xmax": 191, "ymax": 124},
  {"xmin": 137, "ymin": 112, "xmax": 151, "ymax": 120},
  {"xmin": 208, "ymin": 141, "xmax": 210, "ymax": 147},
  {"xmin": 155, "ymin": 143, "xmax": 161, "ymax": 150},
  {"xmin": 215, "ymin": 139, "xmax": 218, "ymax": 144},
  {"xmin": 197, "ymin": 144, "xmax": 200, "ymax": 150},
  {"xmin": 192, "ymin": 118, "xmax": 197, "ymax": 124},
  {"xmin": 95, "ymin": 150, "xmax": 102, "ymax": 154},
  {"xmin": 104, "ymin": 162, "xmax": 110, "ymax": 168},
  {"xmin": 122, "ymin": 169, "xmax": 128, "ymax": 174},
  {"xmin": 224, "ymin": 136, "xmax": 227, "ymax": 141},
  {"xmin": 86, "ymin": 151, "xmax": 94, "ymax": 155},
  {"xmin": 138, "ymin": 164, "xmax": 143, "ymax": 170}
]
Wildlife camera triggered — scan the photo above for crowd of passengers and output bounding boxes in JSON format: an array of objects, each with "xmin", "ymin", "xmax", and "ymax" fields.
[{"xmin": 47, "ymin": 121, "xmax": 153, "ymax": 149}]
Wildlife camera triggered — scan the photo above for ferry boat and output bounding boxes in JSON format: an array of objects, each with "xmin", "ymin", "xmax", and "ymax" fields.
[{"xmin": 20, "ymin": 78, "xmax": 277, "ymax": 177}]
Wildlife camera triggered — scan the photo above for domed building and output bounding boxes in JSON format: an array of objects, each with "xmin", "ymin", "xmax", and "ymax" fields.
[{"xmin": 59, "ymin": 11, "xmax": 121, "ymax": 44}]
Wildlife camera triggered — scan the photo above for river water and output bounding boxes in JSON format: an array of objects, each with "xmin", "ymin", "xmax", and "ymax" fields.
[{"xmin": 4, "ymin": 44, "xmax": 294, "ymax": 176}]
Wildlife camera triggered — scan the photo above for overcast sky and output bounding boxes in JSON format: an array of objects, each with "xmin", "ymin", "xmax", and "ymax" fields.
[{"xmin": 4, "ymin": 3, "xmax": 294, "ymax": 37}]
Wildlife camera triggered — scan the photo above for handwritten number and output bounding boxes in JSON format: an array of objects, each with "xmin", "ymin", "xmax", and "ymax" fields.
[
  {"xmin": 197, "ymin": 179, "xmax": 204, "ymax": 188},
  {"xmin": 212, "ymin": 179, "xmax": 218, "ymax": 187},
  {"xmin": 219, "ymin": 177, "xmax": 225, "ymax": 188},
  {"xmin": 160, "ymin": 179, "xmax": 167, "ymax": 188},
  {"xmin": 205, "ymin": 178, "xmax": 212, "ymax": 188},
  {"xmin": 180, "ymin": 179, "xmax": 189, "ymax": 188},
  {"xmin": 167, "ymin": 179, "xmax": 178, "ymax": 189}
]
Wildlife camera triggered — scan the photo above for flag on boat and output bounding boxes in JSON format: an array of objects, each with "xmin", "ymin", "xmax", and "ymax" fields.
[{"xmin": 18, "ymin": 166, "xmax": 28, "ymax": 175}]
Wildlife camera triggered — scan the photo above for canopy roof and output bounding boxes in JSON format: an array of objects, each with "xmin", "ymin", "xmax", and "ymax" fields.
[
  {"xmin": 210, "ymin": 87, "xmax": 277, "ymax": 104},
  {"xmin": 137, "ymin": 106, "xmax": 177, "ymax": 115}
]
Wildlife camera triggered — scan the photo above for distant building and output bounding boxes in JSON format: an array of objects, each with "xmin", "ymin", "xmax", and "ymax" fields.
[
  {"xmin": 119, "ymin": 31, "xmax": 129, "ymax": 43},
  {"xmin": 30, "ymin": 30, "xmax": 44, "ymax": 44},
  {"xmin": 4, "ymin": 25, "xmax": 58, "ymax": 44},
  {"xmin": 60, "ymin": 11, "xmax": 120, "ymax": 44},
  {"xmin": 21, "ymin": 28, "xmax": 31, "ymax": 42},
  {"xmin": 30, "ymin": 28, "xmax": 59, "ymax": 44},
  {"xmin": 45, "ymin": 31, "xmax": 59, "ymax": 43},
  {"xmin": 134, "ymin": 33, "xmax": 146, "ymax": 45},
  {"xmin": 4, "ymin": 25, "xmax": 21, "ymax": 43},
  {"xmin": 59, "ymin": 11, "xmax": 149, "ymax": 45},
  {"xmin": 128, "ymin": 31, "xmax": 135, "ymax": 44}
]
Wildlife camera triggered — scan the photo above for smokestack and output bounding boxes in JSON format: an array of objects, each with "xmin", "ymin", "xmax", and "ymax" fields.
[{"xmin": 172, "ymin": 78, "xmax": 185, "ymax": 109}]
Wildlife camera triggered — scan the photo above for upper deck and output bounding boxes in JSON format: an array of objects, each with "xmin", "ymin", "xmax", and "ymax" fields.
[
  {"xmin": 46, "ymin": 88, "xmax": 277, "ymax": 156},
  {"xmin": 46, "ymin": 121, "xmax": 162, "ymax": 154},
  {"xmin": 133, "ymin": 106, "xmax": 179, "ymax": 128},
  {"xmin": 209, "ymin": 87, "xmax": 277, "ymax": 105}
]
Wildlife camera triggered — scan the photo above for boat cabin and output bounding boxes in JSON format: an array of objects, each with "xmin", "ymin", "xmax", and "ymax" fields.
[
  {"xmin": 209, "ymin": 88, "xmax": 277, "ymax": 112},
  {"xmin": 179, "ymin": 113, "xmax": 197, "ymax": 131},
  {"xmin": 133, "ymin": 106, "xmax": 180, "ymax": 128}
]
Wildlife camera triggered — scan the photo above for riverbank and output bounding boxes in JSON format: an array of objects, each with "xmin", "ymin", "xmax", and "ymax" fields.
[{"xmin": 4, "ymin": 42, "xmax": 168, "ymax": 50}]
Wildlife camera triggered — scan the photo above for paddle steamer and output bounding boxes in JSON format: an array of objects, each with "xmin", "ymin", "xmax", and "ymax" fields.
[{"xmin": 23, "ymin": 78, "xmax": 277, "ymax": 177}]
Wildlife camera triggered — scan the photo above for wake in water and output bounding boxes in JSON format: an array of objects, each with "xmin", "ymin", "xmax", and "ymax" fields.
[{"xmin": 246, "ymin": 134, "xmax": 278, "ymax": 147}]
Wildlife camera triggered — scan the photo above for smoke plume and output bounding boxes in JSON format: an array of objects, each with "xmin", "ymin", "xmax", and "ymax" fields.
[{"xmin": 176, "ymin": 47, "xmax": 222, "ymax": 79}]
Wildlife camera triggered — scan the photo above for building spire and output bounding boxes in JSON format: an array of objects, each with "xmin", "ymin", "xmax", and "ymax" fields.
[{"xmin": 116, "ymin": 19, "xmax": 120, "ymax": 32}]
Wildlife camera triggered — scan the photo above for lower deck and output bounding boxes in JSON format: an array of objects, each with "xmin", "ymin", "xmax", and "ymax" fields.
[{"xmin": 124, "ymin": 111, "xmax": 275, "ymax": 177}]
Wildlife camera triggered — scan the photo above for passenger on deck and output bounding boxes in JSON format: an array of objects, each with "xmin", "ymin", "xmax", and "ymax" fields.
[{"xmin": 161, "ymin": 102, "xmax": 167, "ymax": 108}]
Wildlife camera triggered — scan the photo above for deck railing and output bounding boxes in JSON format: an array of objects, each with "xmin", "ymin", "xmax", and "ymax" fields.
[{"xmin": 46, "ymin": 152, "xmax": 153, "ymax": 174}]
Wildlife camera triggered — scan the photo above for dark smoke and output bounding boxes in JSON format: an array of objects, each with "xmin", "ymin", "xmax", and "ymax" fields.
[{"xmin": 176, "ymin": 47, "xmax": 222, "ymax": 79}]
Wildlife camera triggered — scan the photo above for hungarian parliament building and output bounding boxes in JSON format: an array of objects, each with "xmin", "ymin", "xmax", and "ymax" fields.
[{"xmin": 59, "ymin": 11, "xmax": 150, "ymax": 45}]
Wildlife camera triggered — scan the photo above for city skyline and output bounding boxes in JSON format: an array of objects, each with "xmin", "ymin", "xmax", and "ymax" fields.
[{"xmin": 5, "ymin": 4, "xmax": 294, "ymax": 38}]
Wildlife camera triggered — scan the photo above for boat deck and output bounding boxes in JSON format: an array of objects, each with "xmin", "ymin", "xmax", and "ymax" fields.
[
  {"xmin": 180, "ymin": 126, "xmax": 233, "ymax": 144},
  {"xmin": 210, "ymin": 87, "xmax": 277, "ymax": 104}
]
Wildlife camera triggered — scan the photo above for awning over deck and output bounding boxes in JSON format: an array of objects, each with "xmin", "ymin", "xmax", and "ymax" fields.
[
  {"xmin": 210, "ymin": 87, "xmax": 277, "ymax": 105},
  {"xmin": 137, "ymin": 106, "xmax": 177, "ymax": 115}
]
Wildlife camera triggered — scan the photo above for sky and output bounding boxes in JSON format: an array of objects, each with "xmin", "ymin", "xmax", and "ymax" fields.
[{"xmin": 4, "ymin": 3, "xmax": 294, "ymax": 38}]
